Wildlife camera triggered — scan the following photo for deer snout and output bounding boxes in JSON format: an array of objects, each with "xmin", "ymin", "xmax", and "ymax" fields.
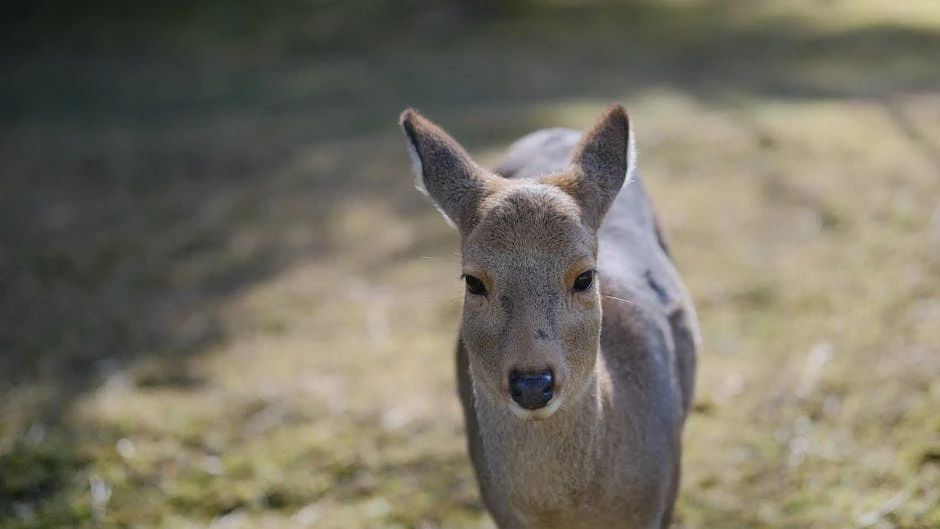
[{"xmin": 508, "ymin": 369, "xmax": 554, "ymax": 410}]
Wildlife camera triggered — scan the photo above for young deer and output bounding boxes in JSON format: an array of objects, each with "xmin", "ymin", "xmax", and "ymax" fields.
[{"xmin": 399, "ymin": 105, "xmax": 699, "ymax": 529}]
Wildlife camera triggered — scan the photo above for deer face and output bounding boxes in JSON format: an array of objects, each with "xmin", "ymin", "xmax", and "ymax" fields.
[
  {"xmin": 460, "ymin": 184, "xmax": 601, "ymax": 419},
  {"xmin": 400, "ymin": 105, "xmax": 633, "ymax": 420}
]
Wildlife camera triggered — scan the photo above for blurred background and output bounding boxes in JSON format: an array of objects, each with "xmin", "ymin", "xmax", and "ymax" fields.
[{"xmin": 2, "ymin": 0, "xmax": 939, "ymax": 527}]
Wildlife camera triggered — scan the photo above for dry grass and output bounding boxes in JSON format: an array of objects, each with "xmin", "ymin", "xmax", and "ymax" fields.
[{"xmin": 1, "ymin": 1, "xmax": 939, "ymax": 527}]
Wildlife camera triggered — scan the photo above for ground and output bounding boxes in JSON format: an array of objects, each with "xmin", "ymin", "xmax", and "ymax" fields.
[{"xmin": 1, "ymin": 0, "xmax": 939, "ymax": 527}]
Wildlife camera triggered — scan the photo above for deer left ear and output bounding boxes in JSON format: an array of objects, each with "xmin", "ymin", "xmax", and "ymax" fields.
[
  {"xmin": 548, "ymin": 104, "xmax": 635, "ymax": 230},
  {"xmin": 399, "ymin": 108, "xmax": 495, "ymax": 231}
]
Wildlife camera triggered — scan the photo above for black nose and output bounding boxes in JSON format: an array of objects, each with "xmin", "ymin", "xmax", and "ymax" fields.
[{"xmin": 509, "ymin": 369, "xmax": 554, "ymax": 410}]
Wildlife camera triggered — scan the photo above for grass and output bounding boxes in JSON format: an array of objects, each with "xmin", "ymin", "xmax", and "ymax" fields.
[{"xmin": 1, "ymin": 0, "xmax": 939, "ymax": 527}]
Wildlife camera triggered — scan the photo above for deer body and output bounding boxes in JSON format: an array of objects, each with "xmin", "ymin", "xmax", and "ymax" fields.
[{"xmin": 401, "ymin": 108, "xmax": 699, "ymax": 529}]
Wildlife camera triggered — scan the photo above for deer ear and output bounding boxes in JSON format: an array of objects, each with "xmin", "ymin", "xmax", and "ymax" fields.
[
  {"xmin": 552, "ymin": 104, "xmax": 635, "ymax": 230},
  {"xmin": 400, "ymin": 108, "xmax": 492, "ymax": 231}
]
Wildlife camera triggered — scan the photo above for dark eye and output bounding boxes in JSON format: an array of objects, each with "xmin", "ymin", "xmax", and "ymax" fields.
[
  {"xmin": 464, "ymin": 275, "xmax": 487, "ymax": 296},
  {"xmin": 573, "ymin": 270, "xmax": 595, "ymax": 292}
]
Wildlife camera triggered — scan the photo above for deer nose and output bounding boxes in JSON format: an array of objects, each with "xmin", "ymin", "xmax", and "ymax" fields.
[{"xmin": 509, "ymin": 369, "xmax": 554, "ymax": 410}]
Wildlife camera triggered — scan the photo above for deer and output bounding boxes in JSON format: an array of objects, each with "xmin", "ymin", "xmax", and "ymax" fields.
[{"xmin": 399, "ymin": 104, "xmax": 700, "ymax": 529}]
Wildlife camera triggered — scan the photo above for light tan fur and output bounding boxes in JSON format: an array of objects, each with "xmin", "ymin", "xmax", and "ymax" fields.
[{"xmin": 400, "ymin": 105, "xmax": 700, "ymax": 529}]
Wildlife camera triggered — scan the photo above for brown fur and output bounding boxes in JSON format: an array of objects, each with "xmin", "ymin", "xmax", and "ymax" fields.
[{"xmin": 400, "ymin": 105, "xmax": 700, "ymax": 529}]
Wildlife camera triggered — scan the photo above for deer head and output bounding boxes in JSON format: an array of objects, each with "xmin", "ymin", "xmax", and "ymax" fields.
[{"xmin": 400, "ymin": 105, "xmax": 634, "ymax": 420}]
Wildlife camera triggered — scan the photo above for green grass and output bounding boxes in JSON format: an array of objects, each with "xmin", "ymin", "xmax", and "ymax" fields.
[{"xmin": 2, "ymin": 0, "xmax": 939, "ymax": 527}]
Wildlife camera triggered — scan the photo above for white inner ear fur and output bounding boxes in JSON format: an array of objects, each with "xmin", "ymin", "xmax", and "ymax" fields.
[
  {"xmin": 406, "ymin": 140, "xmax": 427, "ymax": 195},
  {"xmin": 405, "ymin": 139, "xmax": 458, "ymax": 229},
  {"xmin": 624, "ymin": 119, "xmax": 637, "ymax": 188}
]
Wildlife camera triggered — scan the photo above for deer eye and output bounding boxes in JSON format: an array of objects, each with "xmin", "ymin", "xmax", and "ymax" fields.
[
  {"xmin": 464, "ymin": 275, "xmax": 487, "ymax": 296},
  {"xmin": 573, "ymin": 270, "xmax": 595, "ymax": 292}
]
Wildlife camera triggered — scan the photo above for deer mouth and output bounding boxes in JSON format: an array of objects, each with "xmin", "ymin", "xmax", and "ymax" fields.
[{"xmin": 507, "ymin": 394, "xmax": 564, "ymax": 421}]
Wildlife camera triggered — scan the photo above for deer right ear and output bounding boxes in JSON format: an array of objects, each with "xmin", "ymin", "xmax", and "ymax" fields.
[
  {"xmin": 400, "ymin": 109, "xmax": 492, "ymax": 230},
  {"xmin": 542, "ymin": 104, "xmax": 635, "ymax": 231}
]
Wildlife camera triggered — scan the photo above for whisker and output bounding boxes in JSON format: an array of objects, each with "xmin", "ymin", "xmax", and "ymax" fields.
[{"xmin": 603, "ymin": 294, "xmax": 637, "ymax": 306}]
